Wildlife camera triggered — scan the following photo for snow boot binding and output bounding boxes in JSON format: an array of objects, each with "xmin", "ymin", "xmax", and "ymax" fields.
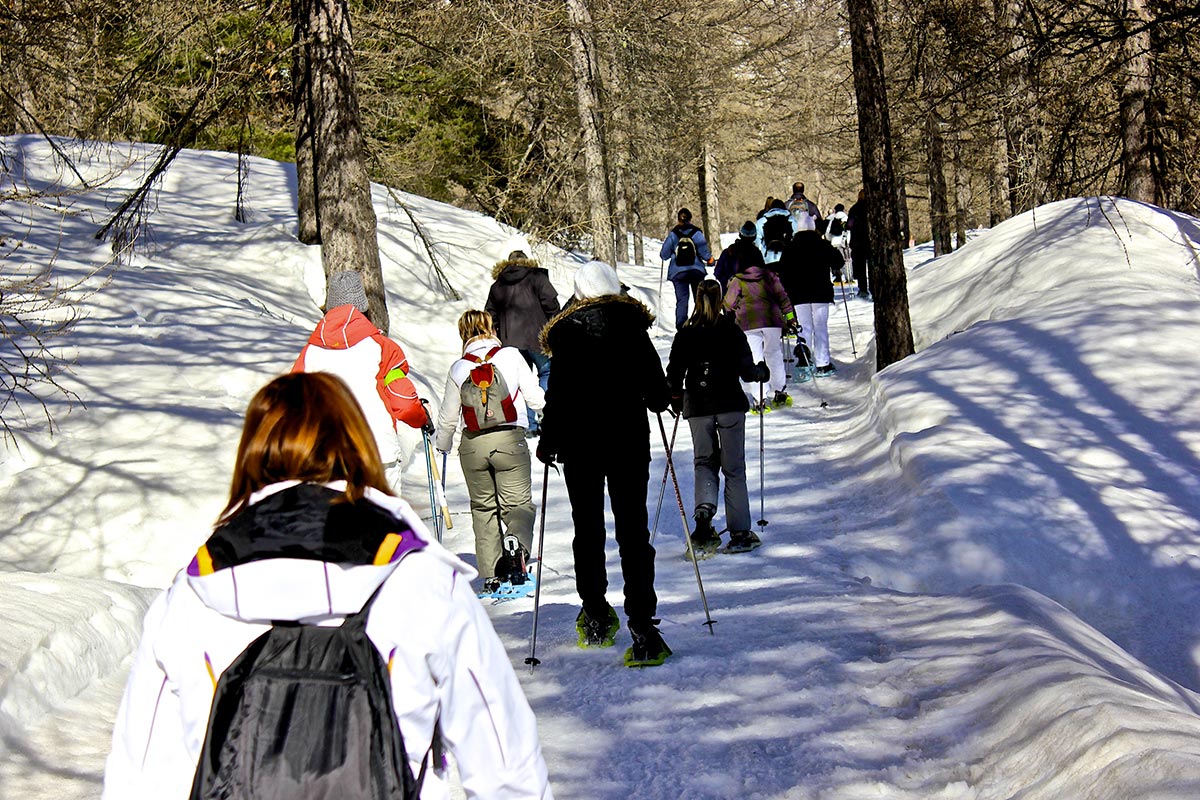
[
  {"xmin": 814, "ymin": 364, "xmax": 836, "ymax": 377},
  {"xmin": 576, "ymin": 604, "xmax": 620, "ymax": 648},
  {"xmin": 494, "ymin": 535, "xmax": 529, "ymax": 587},
  {"xmin": 724, "ymin": 530, "xmax": 762, "ymax": 554},
  {"xmin": 624, "ymin": 621, "xmax": 672, "ymax": 667},
  {"xmin": 772, "ymin": 390, "xmax": 792, "ymax": 408},
  {"xmin": 687, "ymin": 504, "xmax": 721, "ymax": 560}
]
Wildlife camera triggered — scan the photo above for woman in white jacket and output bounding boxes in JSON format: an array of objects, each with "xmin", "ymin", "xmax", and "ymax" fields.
[
  {"xmin": 436, "ymin": 310, "xmax": 545, "ymax": 593},
  {"xmin": 103, "ymin": 371, "xmax": 554, "ymax": 800}
]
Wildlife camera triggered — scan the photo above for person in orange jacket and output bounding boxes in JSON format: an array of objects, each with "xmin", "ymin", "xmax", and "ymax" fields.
[{"xmin": 292, "ymin": 271, "xmax": 427, "ymax": 489}]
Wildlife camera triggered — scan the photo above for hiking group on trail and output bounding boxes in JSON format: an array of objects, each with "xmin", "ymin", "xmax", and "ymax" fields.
[{"xmin": 105, "ymin": 184, "xmax": 869, "ymax": 797}]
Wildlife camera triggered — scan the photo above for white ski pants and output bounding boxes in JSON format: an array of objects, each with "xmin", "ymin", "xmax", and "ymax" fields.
[
  {"xmin": 795, "ymin": 303, "xmax": 831, "ymax": 368},
  {"xmin": 743, "ymin": 326, "xmax": 786, "ymax": 396}
]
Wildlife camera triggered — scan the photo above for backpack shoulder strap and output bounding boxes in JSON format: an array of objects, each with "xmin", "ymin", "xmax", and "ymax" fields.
[{"xmin": 485, "ymin": 346, "xmax": 502, "ymax": 360}]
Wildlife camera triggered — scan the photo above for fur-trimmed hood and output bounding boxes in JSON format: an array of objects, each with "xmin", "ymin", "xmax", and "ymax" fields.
[
  {"xmin": 491, "ymin": 256, "xmax": 543, "ymax": 282},
  {"xmin": 538, "ymin": 293, "xmax": 654, "ymax": 356}
]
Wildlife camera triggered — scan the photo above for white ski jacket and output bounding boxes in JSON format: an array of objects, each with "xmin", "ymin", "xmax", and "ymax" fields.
[
  {"xmin": 103, "ymin": 481, "xmax": 554, "ymax": 800},
  {"xmin": 435, "ymin": 337, "xmax": 545, "ymax": 453}
]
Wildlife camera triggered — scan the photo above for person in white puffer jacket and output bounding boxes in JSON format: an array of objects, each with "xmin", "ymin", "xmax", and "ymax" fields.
[
  {"xmin": 436, "ymin": 310, "xmax": 545, "ymax": 592},
  {"xmin": 103, "ymin": 372, "xmax": 554, "ymax": 800}
]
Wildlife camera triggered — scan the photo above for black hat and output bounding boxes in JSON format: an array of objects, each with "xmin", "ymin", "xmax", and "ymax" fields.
[{"xmin": 739, "ymin": 220, "xmax": 756, "ymax": 239}]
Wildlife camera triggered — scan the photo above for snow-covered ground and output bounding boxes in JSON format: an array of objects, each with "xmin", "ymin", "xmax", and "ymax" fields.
[{"xmin": 3, "ymin": 134, "xmax": 1200, "ymax": 798}]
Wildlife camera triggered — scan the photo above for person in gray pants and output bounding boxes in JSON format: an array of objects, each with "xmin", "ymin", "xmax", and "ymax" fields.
[{"xmin": 436, "ymin": 310, "xmax": 546, "ymax": 591}]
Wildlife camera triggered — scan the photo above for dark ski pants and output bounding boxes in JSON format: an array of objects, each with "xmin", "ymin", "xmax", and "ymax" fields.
[
  {"xmin": 562, "ymin": 451, "xmax": 658, "ymax": 627},
  {"xmin": 670, "ymin": 271, "xmax": 704, "ymax": 329},
  {"xmin": 520, "ymin": 349, "xmax": 551, "ymax": 432},
  {"xmin": 852, "ymin": 248, "xmax": 871, "ymax": 295}
]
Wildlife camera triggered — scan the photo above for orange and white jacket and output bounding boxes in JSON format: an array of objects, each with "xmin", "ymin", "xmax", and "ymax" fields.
[{"xmin": 292, "ymin": 305, "xmax": 425, "ymax": 464}]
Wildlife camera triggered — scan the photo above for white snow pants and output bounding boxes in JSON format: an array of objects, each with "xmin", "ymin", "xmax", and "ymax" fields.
[
  {"xmin": 743, "ymin": 326, "xmax": 786, "ymax": 396},
  {"xmin": 796, "ymin": 303, "xmax": 831, "ymax": 367}
]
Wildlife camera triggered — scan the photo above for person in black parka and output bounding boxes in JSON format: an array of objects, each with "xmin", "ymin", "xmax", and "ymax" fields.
[
  {"xmin": 774, "ymin": 225, "xmax": 842, "ymax": 375},
  {"xmin": 666, "ymin": 279, "xmax": 769, "ymax": 555},
  {"xmin": 536, "ymin": 261, "xmax": 673, "ymax": 665},
  {"xmin": 485, "ymin": 249, "xmax": 562, "ymax": 436},
  {"xmin": 713, "ymin": 220, "xmax": 766, "ymax": 295}
]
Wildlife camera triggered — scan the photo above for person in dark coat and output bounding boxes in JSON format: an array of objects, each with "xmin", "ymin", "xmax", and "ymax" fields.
[
  {"xmin": 714, "ymin": 220, "xmax": 765, "ymax": 294},
  {"xmin": 535, "ymin": 260, "xmax": 673, "ymax": 666},
  {"xmin": 485, "ymin": 249, "xmax": 561, "ymax": 436},
  {"xmin": 847, "ymin": 190, "xmax": 872, "ymax": 299},
  {"xmin": 666, "ymin": 279, "xmax": 768, "ymax": 556},
  {"xmin": 774, "ymin": 224, "xmax": 841, "ymax": 376}
]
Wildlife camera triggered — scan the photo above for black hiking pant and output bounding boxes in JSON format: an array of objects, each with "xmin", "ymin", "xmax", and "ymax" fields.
[{"xmin": 563, "ymin": 447, "xmax": 657, "ymax": 628}]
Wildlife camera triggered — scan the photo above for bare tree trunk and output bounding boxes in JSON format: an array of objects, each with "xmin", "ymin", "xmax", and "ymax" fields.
[
  {"xmin": 293, "ymin": 0, "xmax": 320, "ymax": 244},
  {"xmin": 1120, "ymin": 0, "xmax": 1155, "ymax": 202},
  {"xmin": 953, "ymin": 122, "xmax": 970, "ymax": 249},
  {"xmin": 703, "ymin": 141, "xmax": 721, "ymax": 256},
  {"xmin": 697, "ymin": 154, "xmax": 711, "ymax": 250},
  {"xmin": 997, "ymin": 0, "xmax": 1044, "ymax": 213},
  {"xmin": 926, "ymin": 111, "xmax": 952, "ymax": 256},
  {"xmin": 565, "ymin": 0, "xmax": 614, "ymax": 265},
  {"xmin": 989, "ymin": 116, "xmax": 1011, "ymax": 226},
  {"xmin": 848, "ymin": 0, "xmax": 915, "ymax": 370},
  {"xmin": 294, "ymin": 0, "xmax": 388, "ymax": 332}
]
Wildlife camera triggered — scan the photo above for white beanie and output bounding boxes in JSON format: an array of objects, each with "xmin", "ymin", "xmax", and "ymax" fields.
[
  {"xmin": 326, "ymin": 271, "xmax": 369, "ymax": 313},
  {"xmin": 573, "ymin": 260, "xmax": 621, "ymax": 300}
]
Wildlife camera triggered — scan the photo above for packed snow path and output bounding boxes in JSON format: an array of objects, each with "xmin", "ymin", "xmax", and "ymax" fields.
[{"xmin": 4, "ymin": 138, "xmax": 1200, "ymax": 798}]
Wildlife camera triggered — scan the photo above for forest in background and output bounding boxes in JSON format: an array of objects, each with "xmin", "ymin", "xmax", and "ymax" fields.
[{"xmin": 2, "ymin": 0, "xmax": 1198, "ymax": 260}]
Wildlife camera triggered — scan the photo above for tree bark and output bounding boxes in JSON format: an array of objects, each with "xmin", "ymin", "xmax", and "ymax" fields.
[
  {"xmin": 293, "ymin": 0, "xmax": 388, "ymax": 332},
  {"xmin": 703, "ymin": 141, "xmax": 721, "ymax": 256},
  {"xmin": 926, "ymin": 111, "xmax": 952, "ymax": 256},
  {"xmin": 292, "ymin": 0, "xmax": 320, "ymax": 245},
  {"xmin": 989, "ymin": 116, "xmax": 1011, "ymax": 227},
  {"xmin": 565, "ymin": 0, "xmax": 614, "ymax": 266},
  {"xmin": 1120, "ymin": 0, "xmax": 1155, "ymax": 202},
  {"xmin": 953, "ymin": 122, "xmax": 970, "ymax": 249},
  {"xmin": 848, "ymin": 0, "xmax": 915, "ymax": 371}
]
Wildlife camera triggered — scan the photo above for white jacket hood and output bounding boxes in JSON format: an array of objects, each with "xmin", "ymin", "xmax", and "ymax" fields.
[{"xmin": 187, "ymin": 481, "xmax": 471, "ymax": 624}]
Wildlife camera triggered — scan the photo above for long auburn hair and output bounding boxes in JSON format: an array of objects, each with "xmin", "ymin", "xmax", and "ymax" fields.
[
  {"xmin": 683, "ymin": 279, "xmax": 725, "ymax": 329},
  {"xmin": 217, "ymin": 372, "xmax": 393, "ymax": 524}
]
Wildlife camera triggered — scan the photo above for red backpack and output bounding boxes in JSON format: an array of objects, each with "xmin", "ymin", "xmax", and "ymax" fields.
[{"xmin": 459, "ymin": 347, "xmax": 518, "ymax": 432}]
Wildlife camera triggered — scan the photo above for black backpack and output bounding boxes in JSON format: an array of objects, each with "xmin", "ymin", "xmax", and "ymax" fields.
[
  {"xmin": 762, "ymin": 214, "xmax": 792, "ymax": 251},
  {"xmin": 189, "ymin": 590, "xmax": 424, "ymax": 800},
  {"xmin": 828, "ymin": 216, "xmax": 845, "ymax": 237},
  {"xmin": 674, "ymin": 225, "xmax": 698, "ymax": 266}
]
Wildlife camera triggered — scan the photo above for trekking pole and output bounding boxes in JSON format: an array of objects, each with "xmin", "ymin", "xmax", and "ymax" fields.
[
  {"xmin": 756, "ymin": 381, "xmax": 768, "ymax": 534},
  {"xmin": 525, "ymin": 461, "xmax": 553, "ymax": 672},
  {"xmin": 421, "ymin": 431, "xmax": 442, "ymax": 542},
  {"xmin": 440, "ymin": 451, "xmax": 449, "ymax": 495},
  {"xmin": 656, "ymin": 413, "xmax": 716, "ymax": 634},
  {"xmin": 795, "ymin": 325, "xmax": 830, "ymax": 410},
  {"xmin": 838, "ymin": 279, "xmax": 857, "ymax": 357},
  {"xmin": 649, "ymin": 411, "xmax": 680, "ymax": 545}
]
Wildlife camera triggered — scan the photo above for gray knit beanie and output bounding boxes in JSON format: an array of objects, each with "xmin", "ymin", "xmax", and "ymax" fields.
[{"xmin": 326, "ymin": 271, "xmax": 369, "ymax": 313}]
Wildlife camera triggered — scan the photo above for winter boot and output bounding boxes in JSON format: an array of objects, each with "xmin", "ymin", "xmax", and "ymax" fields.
[
  {"xmin": 688, "ymin": 504, "xmax": 721, "ymax": 558},
  {"xmin": 576, "ymin": 604, "xmax": 620, "ymax": 648},
  {"xmin": 772, "ymin": 390, "xmax": 792, "ymax": 408},
  {"xmin": 494, "ymin": 535, "xmax": 529, "ymax": 586},
  {"xmin": 625, "ymin": 620, "xmax": 673, "ymax": 667},
  {"xmin": 814, "ymin": 363, "xmax": 837, "ymax": 377},
  {"xmin": 725, "ymin": 530, "xmax": 763, "ymax": 554}
]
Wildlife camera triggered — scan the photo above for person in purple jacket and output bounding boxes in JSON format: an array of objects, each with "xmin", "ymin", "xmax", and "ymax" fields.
[{"xmin": 724, "ymin": 257, "xmax": 798, "ymax": 411}]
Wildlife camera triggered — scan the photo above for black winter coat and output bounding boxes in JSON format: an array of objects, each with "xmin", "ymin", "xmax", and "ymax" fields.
[
  {"xmin": 538, "ymin": 295, "xmax": 669, "ymax": 461},
  {"xmin": 774, "ymin": 231, "xmax": 840, "ymax": 304},
  {"xmin": 666, "ymin": 314, "xmax": 758, "ymax": 418},
  {"xmin": 847, "ymin": 200, "xmax": 871, "ymax": 255},
  {"xmin": 713, "ymin": 238, "xmax": 764, "ymax": 292},
  {"xmin": 484, "ymin": 258, "xmax": 561, "ymax": 352}
]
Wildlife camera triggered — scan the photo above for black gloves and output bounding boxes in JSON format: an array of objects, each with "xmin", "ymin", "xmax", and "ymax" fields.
[
  {"xmin": 535, "ymin": 442, "xmax": 557, "ymax": 465},
  {"xmin": 669, "ymin": 395, "xmax": 683, "ymax": 415},
  {"xmin": 753, "ymin": 361, "xmax": 770, "ymax": 383}
]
